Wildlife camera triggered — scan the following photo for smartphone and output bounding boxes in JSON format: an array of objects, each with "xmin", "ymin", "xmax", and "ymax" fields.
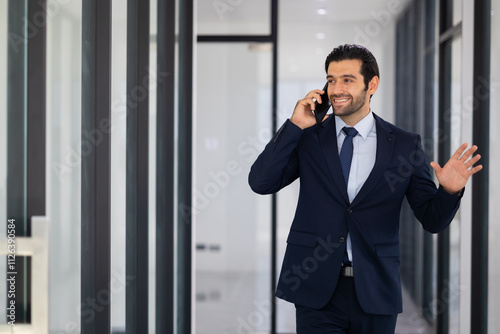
[{"xmin": 314, "ymin": 82, "xmax": 331, "ymax": 125}]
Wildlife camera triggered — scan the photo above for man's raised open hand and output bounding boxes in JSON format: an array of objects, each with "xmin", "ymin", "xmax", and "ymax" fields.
[{"xmin": 430, "ymin": 143, "xmax": 483, "ymax": 194}]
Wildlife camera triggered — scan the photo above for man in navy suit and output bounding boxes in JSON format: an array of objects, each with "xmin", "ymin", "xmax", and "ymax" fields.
[{"xmin": 248, "ymin": 44, "xmax": 482, "ymax": 333}]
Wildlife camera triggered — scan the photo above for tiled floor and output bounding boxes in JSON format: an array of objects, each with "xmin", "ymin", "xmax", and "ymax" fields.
[{"xmin": 195, "ymin": 271, "xmax": 433, "ymax": 334}]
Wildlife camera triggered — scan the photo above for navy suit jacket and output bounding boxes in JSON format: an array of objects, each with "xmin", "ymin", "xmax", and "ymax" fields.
[{"xmin": 248, "ymin": 113, "xmax": 462, "ymax": 315}]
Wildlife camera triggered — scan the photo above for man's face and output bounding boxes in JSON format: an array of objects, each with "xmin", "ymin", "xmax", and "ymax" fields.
[{"xmin": 326, "ymin": 59, "xmax": 373, "ymax": 117}]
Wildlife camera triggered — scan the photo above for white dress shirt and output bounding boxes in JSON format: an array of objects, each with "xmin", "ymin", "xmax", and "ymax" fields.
[{"xmin": 335, "ymin": 111, "xmax": 377, "ymax": 264}]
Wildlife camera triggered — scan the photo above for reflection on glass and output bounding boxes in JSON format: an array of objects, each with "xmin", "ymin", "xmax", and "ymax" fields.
[
  {"xmin": 448, "ymin": 36, "xmax": 462, "ymax": 334},
  {"xmin": 489, "ymin": 1, "xmax": 500, "ymax": 333},
  {"xmin": 46, "ymin": 0, "xmax": 82, "ymax": 331},
  {"xmin": 197, "ymin": 0, "xmax": 270, "ymax": 35},
  {"xmin": 195, "ymin": 43, "xmax": 272, "ymax": 334}
]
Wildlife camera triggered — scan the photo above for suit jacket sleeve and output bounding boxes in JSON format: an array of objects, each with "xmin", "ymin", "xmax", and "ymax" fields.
[
  {"xmin": 248, "ymin": 119, "xmax": 303, "ymax": 194},
  {"xmin": 406, "ymin": 135, "xmax": 463, "ymax": 233}
]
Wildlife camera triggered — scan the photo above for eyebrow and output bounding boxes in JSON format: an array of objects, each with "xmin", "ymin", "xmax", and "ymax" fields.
[{"xmin": 326, "ymin": 74, "xmax": 357, "ymax": 80}]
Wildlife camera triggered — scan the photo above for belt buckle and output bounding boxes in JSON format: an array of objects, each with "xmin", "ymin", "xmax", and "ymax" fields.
[{"xmin": 341, "ymin": 266, "xmax": 354, "ymax": 277}]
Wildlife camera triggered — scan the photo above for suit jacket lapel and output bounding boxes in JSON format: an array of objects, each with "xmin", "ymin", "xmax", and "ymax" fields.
[
  {"xmin": 318, "ymin": 117, "xmax": 350, "ymax": 204},
  {"xmin": 350, "ymin": 113, "xmax": 395, "ymax": 208}
]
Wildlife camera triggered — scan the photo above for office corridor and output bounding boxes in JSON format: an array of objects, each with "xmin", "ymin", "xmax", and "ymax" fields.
[{"xmin": 1, "ymin": 0, "xmax": 499, "ymax": 333}]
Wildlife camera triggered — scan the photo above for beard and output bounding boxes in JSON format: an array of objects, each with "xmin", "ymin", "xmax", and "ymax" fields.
[{"xmin": 330, "ymin": 89, "xmax": 368, "ymax": 117}]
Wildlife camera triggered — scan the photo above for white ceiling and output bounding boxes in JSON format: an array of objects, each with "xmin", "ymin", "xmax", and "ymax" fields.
[
  {"xmin": 56, "ymin": 0, "xmax": 407, "ymax": 36},
  {"xmin": 196, "ymin": 0, "xmax": 407, "ymax": 29},
  {"xmin": 56, "ymin": 0, "xmax": 408, "ymax": 83},
  {"xmin": 278, "ymin": 0, "xmax": 407, "ymax": 23}
]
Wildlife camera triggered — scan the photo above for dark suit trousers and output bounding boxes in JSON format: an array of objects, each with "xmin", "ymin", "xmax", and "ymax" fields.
[{"xmin": 295, "ymin": 275, "xmax": 397, "ymax": 334}]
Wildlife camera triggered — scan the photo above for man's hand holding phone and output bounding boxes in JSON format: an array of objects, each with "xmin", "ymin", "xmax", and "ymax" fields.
[{"xmin": 290, "ymin": 83, "xmax": 330, "ymax": 129}]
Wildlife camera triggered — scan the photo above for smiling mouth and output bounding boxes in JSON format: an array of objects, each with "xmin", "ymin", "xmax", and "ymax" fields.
[{"xmin": 333, "ymin": 97, "xmax": 350, "ymax": 104}]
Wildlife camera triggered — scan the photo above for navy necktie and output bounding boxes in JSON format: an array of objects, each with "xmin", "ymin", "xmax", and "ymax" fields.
[
  {"xmin": 339, "ymin": 127, "xmax": 358, "ymax": 187},
  {"xmin": 339, "ymin": 126, "xmax": 358, "ymax": 266}
]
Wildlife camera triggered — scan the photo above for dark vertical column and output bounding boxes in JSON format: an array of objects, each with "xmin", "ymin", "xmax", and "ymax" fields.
[
  {"xmin": 27, "ymin": 0, "xmax": 47, "ymax": 225},
  {"xmin": 81, "ymin": 1, "xmax": 112, "ymax": 332},
  {"xmin": 437, "ymin": 1, "xmax": 452, "ymax": 332},
  {"xmin": 394, "ymin": 17, "xmax": 404, "ymax": 127},
  {"xmin": 25, "ymin": 0, "xmax": 48, "ymax": 323},
  {"xmin": 407, "ymin": 5, "xmax": 418, "ymax": 300},
  {"xmin": 396, "ymin": 10, "xmax": 416, "ymax": 296},
  {"xmin": 7, "ymin": 0, "xmax": 26, "ymax": 227},
  {"xmin": 126, "ymin": 0, "xmax": 150, "ymax": 332},
  {"xmin": 413, "ymin": 0, "xmax": 425, "ymax": 306},
  {"xmin": 436, "ymin": 45, "xmax": 451, "ymax": 333},
  {"xmin": 178, "ymin": 0, "xmax": 193, "ymax": 333},
  {"xmin": 422, "ymin": 0, "xmax": 436, "ymax": 321},
  {"xmin": 7, "ymin": 0, "xmax": 28, "ymax": 323},
  {"xmin": 470, "ymin": 0, "xmax": 490, "ymax": 332},
  {"xmin": 156, "ymin": 0, "xmax": 175, "ymax": 332},
  {"xmin": 270, "ymin": 0, "xmax": 278, "ymax": 333}
]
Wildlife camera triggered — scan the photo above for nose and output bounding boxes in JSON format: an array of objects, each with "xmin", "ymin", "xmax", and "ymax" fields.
[{"xmin": 328, "ymin": 82, "xmax": 346, "ymax": 96}]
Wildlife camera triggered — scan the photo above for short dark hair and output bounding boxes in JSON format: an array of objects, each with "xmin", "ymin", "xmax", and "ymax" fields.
[{"xmin": 325, "ymin": 44, "xmax": 380, "ymax": 90}]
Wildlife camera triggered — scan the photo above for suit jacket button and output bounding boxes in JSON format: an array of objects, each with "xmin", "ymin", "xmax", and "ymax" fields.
[
  {"xmin": 339, "ymin": 237, "xmax": 345, "ymax": 243},
  {"xmin": 347, "ymin": 209, "xmax": 352, "ymax": 214}
]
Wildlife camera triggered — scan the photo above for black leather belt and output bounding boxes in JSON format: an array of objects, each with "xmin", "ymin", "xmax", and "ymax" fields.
[{"xmin": 341, "ymin": 266, "xmax": 354, "ymax": 277}]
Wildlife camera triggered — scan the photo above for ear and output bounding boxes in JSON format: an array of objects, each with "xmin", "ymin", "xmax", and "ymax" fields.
[{"xmin": 367, "ymin": 76, "xmax": 379, "ymax": 95}]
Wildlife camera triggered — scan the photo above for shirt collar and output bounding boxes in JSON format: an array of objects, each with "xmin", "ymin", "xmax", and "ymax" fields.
[{"xmin": 335, "ymin": 111, "xmax": 375, "ymax": 140}]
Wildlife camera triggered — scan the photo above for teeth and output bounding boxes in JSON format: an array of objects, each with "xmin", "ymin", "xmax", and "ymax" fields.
[{"xmin": 335, "ymin": 98, "xmax": 349, "ymax": 102}]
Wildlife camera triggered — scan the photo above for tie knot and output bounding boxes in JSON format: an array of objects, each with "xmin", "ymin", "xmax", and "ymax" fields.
[{"xmin": 342, "ymin": 127, "xmax": 358, "ymax": 137}]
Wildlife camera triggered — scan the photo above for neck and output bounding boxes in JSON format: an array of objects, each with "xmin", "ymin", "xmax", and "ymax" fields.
[{"xmin": 340, "ymin": 107, "xmax": 371, "ymax": 126}]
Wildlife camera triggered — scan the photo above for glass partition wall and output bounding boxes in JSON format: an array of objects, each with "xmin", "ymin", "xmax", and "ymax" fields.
[{"xmin": 194, "ymin": 42, "xmax": 273, "ymax": 334}]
